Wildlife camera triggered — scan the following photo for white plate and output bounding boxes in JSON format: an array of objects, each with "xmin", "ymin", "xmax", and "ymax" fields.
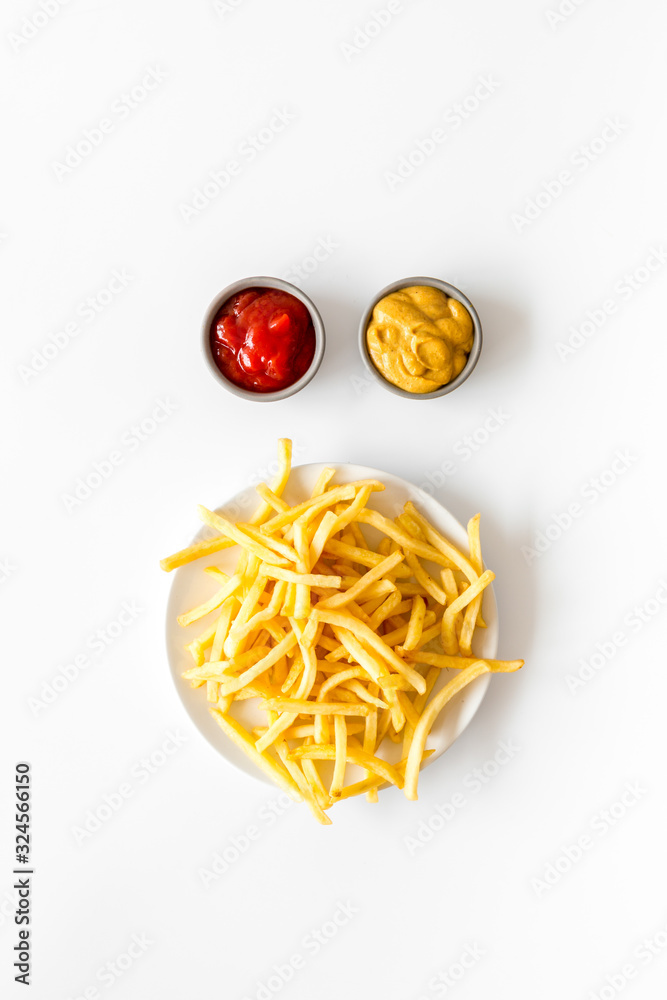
[{"xmin": 165, "ymin": 464, "xmax": 498, "ymax": 790}]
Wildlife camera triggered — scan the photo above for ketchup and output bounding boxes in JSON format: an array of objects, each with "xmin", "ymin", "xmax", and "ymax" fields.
[{"xmin": 210, "ymin": 288, "xmax": 316, "ymax": 393}]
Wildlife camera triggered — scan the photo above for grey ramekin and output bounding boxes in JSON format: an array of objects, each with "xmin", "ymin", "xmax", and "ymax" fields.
[
  {"xmin": 202, "ymin": 276, "xmax": 325, "ymax": 402},
  {"xmin": 358, "ymin": 276, "xmax": 483, "ymax": 400}
]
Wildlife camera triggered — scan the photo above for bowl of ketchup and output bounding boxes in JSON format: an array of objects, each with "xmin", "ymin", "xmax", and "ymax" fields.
[{"xmin": 202, "ymin": 277, "xmax": 325, "ymax": 401}]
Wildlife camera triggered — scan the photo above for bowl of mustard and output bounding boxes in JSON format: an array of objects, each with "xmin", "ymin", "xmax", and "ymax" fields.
[{"xmin": 359, "ymin": 277, "xmax": 482, "ymax": 399}]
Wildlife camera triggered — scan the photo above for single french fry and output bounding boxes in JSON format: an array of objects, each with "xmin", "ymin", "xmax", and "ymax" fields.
[
  {"xmin": 404, "ymin": 662, "xmax": 491, "ymax": 800},
  {"xmin": 292, "ymin": 520, "xmax": 311, "ymax": 621},
  {"xmin": 161, "ymin": 535, "xmax": 235, "ymax": 572},
  {"xmin": 261, "ymin": 698, "xmax": 371, "ymax": 717},
  {"xmin": 249, "ymin": 438, "xmax": 293, "ymax": 524},
  {"xmin": 459, "ymin": 593, "xmax": 482, "ymax": 656},
  {"xmin": 311, "ymin": 467, "xmax": 336, "ymax": 497},
  {"xmin": 264, "ymin": 566, "xmax": 342, "ymax": 588},
  {"xmin": 463, "ymin": 512, "xmax": 487, "ymax": 639},
  {"xmin": 403, "ymin": 651, "xmax": 524, "ymax": 672},
  {"xmin": 177, "ymin": 575, "xmax": 242, "ymax": 627},
  {"xmin": 403, "ymin": 595, "xmax": 426, "ymax": 651},
  {"xmin": 204, "ymin": 566, "xmax": 229, "ymax": 583},
  {"xmin": 467, "ymin": 513, "xmax": 483, "ymax": 573},
  {"xmin": 330, "ymin": 715, "xmax": 347, "ymax": 797},
  {"xmin": 363, "ymin": 686, "xmax": 378, "ymax": 755}
]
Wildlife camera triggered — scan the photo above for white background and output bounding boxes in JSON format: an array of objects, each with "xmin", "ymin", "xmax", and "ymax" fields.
[{"xmin": 3, "ymin": 1, "xmax": 667, "ymax": 998}]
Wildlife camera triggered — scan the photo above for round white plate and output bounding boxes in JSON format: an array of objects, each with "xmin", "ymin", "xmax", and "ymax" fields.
[{"xmin": 166, "ymin": 464, "xmax": 498, "ymax": 790}]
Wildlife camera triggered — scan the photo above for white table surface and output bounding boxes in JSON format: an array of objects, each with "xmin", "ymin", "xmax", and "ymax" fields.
[{"xmin": 3, "ymin": 1, "xmax": 667, "ymax": 998}]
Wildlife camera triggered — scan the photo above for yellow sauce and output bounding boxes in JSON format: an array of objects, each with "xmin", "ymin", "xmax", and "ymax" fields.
[{"xmin": 365, "ymin": 285, "xmax": 474, "ymax": 393}]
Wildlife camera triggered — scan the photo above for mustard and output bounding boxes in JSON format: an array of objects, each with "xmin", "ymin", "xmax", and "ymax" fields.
[{"xmin": 366, "ymin": 285, "xmax": 473, "ymax": 393}]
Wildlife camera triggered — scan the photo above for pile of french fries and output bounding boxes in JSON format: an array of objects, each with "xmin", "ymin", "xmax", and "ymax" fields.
[{"xmin": 161, "ymin": 440, "xmax": 523, "ymax": 824}]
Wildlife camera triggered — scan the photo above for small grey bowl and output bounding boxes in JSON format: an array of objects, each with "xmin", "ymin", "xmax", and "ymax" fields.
[
  {"xmin": 202, "ymin": 276, "xmax": 326, "ymax": 402},
  {"xmin": 358, "ymin": 276, "xmax": 483, "ymax": 400}
]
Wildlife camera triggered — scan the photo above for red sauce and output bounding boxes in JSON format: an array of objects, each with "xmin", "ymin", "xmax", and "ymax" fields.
[{"xmin": 210, "ymin": 287, "xmax": 316, "ymax": 393}]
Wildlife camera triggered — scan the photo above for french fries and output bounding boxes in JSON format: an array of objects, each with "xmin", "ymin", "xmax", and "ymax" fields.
[{"xmin": 163, "ymin": 439, "xmax": 523, "ymax": 823}]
